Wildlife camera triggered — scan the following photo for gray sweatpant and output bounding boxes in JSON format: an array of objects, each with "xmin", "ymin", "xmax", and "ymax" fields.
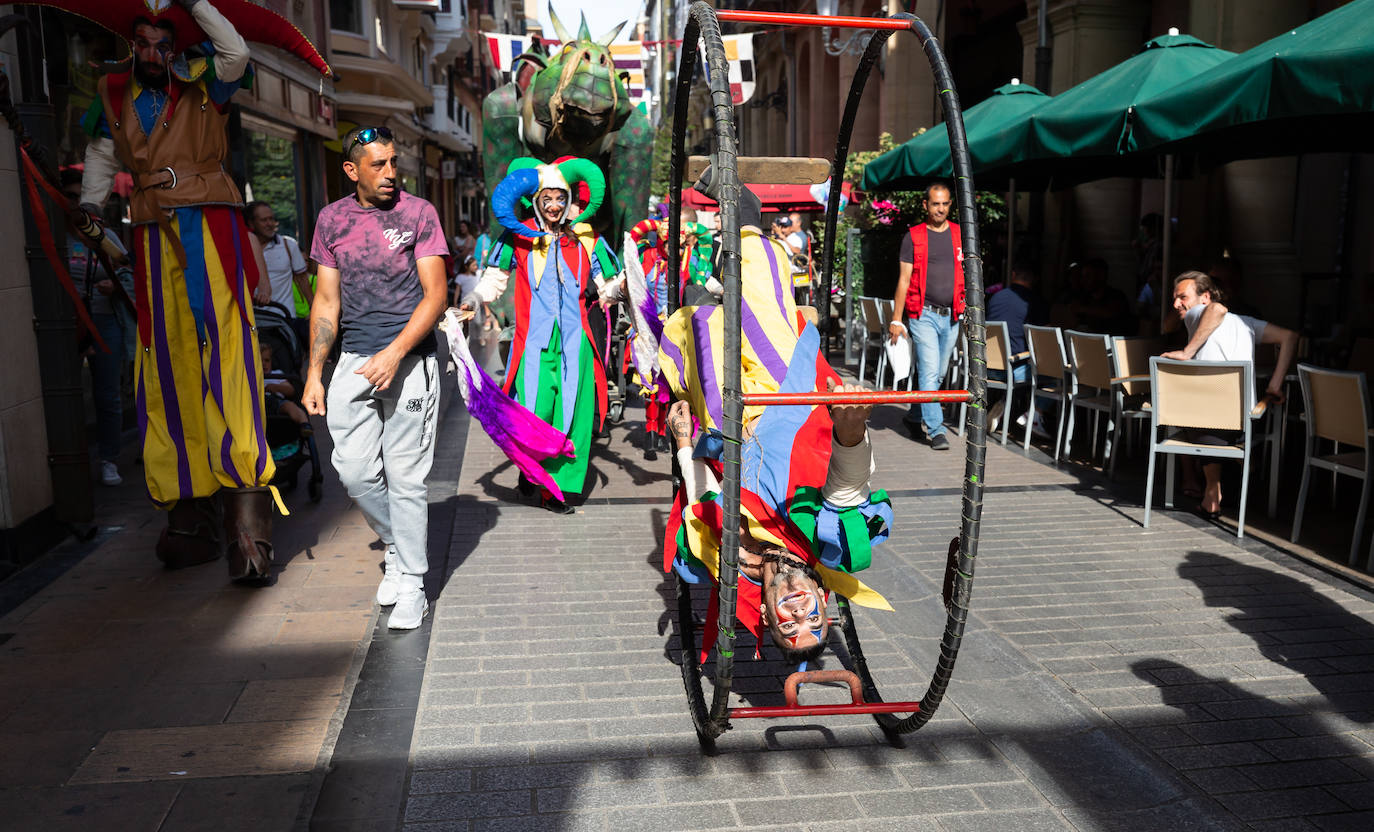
[{"xmin": 326, "ymin": 351, "xmax": 439, "ymax": 576}]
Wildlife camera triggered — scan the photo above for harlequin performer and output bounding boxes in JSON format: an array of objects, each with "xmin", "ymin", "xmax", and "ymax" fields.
[
  {"xmin": 49, "ymin": 0, "xmax": 333, "ymax": 580},
  {"xmin": 680, "ymin": 220, "xmax": 719, "ymax": 298},
  {"xmin": 626, "ymin": 219, "xmax": 671, "ymax": 460},
  {"xmin": 659, "ymin": 210, "xmax": 895, "ymax": 665},
  {"xmin": 549, "ymin": 155, "xmax": 622, "ymax": 419},
  {"xmin": 460, "ymin": 157, "xmax": 617, "ymax": 513}
]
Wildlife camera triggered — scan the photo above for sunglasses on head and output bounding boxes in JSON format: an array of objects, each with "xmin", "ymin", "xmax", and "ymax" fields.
[{"xmin": 348, "ymin": 126, "xmax": 394, "ymax": 155}]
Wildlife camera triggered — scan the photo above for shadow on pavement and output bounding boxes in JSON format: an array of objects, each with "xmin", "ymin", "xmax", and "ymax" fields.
[
  {"xmin": 1128, "ymin": 657, "xmax": 1374, "ymax": 826},
  {"xmin": 1178, "ymin": 550, "xmax": 1374, "ymax": 724}
]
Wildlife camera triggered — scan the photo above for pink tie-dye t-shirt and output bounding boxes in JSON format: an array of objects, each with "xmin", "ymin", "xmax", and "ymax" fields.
[{"xmin": 311, "ymin": 190, "xmax": 450, "ymax": 355}]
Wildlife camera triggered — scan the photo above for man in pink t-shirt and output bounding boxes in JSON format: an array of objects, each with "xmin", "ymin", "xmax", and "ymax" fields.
[{"xmin": 302, "ymin": 126, "xmax": 450, "ymax": 630}]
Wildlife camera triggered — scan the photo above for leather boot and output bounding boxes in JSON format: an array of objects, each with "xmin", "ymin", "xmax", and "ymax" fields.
[
  {"xmin": 156, "ymin": 497, "xmax": 221, "ymax": 569},
  {"xmin": 221, "ymin": 487, "xmax": 274, "ymax": 583}
]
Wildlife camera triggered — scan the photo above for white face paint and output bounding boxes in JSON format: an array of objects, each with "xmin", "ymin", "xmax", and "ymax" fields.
[{"xmin": 537, "ymin": 188, "xmax": 569, "ymax": 227}]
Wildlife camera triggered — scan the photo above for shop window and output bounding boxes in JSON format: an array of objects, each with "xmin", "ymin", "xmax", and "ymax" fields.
[
  {"xmin": 330, "ymin": 0, "xmax": 362, "ymax": 35},
  {"xmin": 243, "ymin": 130, "xmax": 302, "ymax": 241}
]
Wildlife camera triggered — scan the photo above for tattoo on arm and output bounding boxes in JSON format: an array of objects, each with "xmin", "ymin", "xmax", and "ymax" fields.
[{"xmin": 310, "ymin": 318, "xmax": 336, "ymax": 371}]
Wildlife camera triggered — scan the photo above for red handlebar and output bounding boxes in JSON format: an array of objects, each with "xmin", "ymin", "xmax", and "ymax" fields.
[
  {"xmin": 741, "ymin": 390, "xmax": 972, "ymax": 406},
  {"xmin": 716, "ymin": 11, "xmax": 914, "ymax": 30}
]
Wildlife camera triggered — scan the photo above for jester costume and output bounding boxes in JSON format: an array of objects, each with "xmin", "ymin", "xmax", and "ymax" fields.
[
  {"xmin": 480, "ymin": 5, "xmax": 653, "ymax": 241},
  {"xmin": 65, "ymin": 0, "xmax": 332, "ymax": 579},
  {"xmin": 680, "ymin": 222, "xmax": 716, "ymax": 294},
  {"xmin": 660, "ymin": 227, "xmax": 894, "ymax": 659},
  {"xmin": 626, "ymin": 219, "xmax": 670, "ymax": 445},
  {"xmin": 467, "ymin": 157, "xmax": 613, "ymax": 502}
]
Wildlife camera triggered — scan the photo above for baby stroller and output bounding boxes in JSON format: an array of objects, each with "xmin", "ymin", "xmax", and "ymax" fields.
[{"xmin": 254, "ymin": 302, "xmax": 324, "ymax": 502}]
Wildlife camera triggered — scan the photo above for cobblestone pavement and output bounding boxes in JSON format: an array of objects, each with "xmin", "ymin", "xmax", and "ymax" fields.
[
  {"xmin": 4, "ymin": 365, "xmax": 1374, "ymax": 831},
  {"xmin": 402, "ymin": 403, "xmax": 1374, "ymax": 832}
]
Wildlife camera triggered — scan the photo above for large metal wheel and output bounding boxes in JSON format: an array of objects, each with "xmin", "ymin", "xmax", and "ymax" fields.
[{"xmin": 667, "ymin": 2, "xmax": 988, "ymax": 744}]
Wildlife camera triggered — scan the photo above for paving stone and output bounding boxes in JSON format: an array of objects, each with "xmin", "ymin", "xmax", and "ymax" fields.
[
  {"xmin": 971, "ymin": 782, "xmax": 1048, "ymax": 810},
  {"xmin": 407, "ymin": 769, "xmax": 473, "ymax": 794},
  {"xmin": 860, "ymin": 786, "xmax": 984, "ymax": 817},
  {"xmin": 1237, "ymin": 758, "xmax": 1367, "ymax": 790},
  {"xmin": 605, "ymin": 802, "xmax": 737, "ymax": 832},
  {"xmin": 937, "ymin": 809, "xmax": 1074, "ymax": 832},
  {"xmin": 536, "ymin": 780, "xmax": 663, "ymax": 812},
  {"xmin": 1216, "ymin": 787, "xmax": 1351, "ymax": 820},
  {"xmin": 471, "ymin": 813, "xmax": 608, "ymax": 832},
  {"xmin": 393, "ymin": 392, "xmax": 1374, "ymax": 831},
  {"xmin": 404, "ymin": 790, "xmax": 533, "ymax": 822}
]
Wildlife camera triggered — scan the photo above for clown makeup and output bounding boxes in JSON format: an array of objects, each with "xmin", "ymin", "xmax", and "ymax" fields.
[
  {"xmin": 133, "ymin": 22, "xmax": 175, "ymax": 88},
  {"xmin": 762, "ymin": 561, "xmax": 827, "ymax": 650},
  {"xmin": 537, "ymin": 188, "xmax": 568, "ymax": 228},
  {"xmin": 775, "ymin": 588, "xmax": 825, "ymax": 646}
]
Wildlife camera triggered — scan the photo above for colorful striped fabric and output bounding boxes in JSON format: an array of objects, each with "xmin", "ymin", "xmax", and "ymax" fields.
[
  {"xmin": 133, "ymin": 206, "xmax": 275, "ymax": 506},
  {"xmin": 658, "ymin": 229, "xmax": 803, "ymax": 433}
]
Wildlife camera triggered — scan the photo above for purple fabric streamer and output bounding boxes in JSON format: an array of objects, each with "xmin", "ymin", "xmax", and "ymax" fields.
[{"xmin": 441, "ymin": 310, "xmax": 575, "ymax": 501}]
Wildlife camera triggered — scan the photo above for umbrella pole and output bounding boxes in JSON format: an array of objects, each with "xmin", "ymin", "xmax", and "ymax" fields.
[
  {"xmin": 1159, "ymin": 154, "xmax": 1174, "ymax": 332},
  {"xmin": 1006, "ymin": 179, "xmax": 1016, "ymax": 284}
]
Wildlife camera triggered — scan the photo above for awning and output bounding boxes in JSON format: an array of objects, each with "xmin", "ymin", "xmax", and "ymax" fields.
[
  {"xmin": 862, "ymin": 80, "xmax": 1049, "ymax": 192},
  {"xmin": 1125, "ymin": 0, "xmax": 1374, "ymax": 160},
  {"xmin": 682, "ymin": 183, "xmax": 830, "ymax": 214},
  {"xmin": 975, "ymin": 33, "xmax": 1235, "ymax": 187}
]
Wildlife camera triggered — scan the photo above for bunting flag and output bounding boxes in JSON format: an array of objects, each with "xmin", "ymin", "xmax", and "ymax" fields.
[
  {"xmin": 699, "ymin": 33, "xmax": 755, "ymax": 105},
  {"xmin": 482, "ymin": 33, "xmax": 648, "ymax": 107}
]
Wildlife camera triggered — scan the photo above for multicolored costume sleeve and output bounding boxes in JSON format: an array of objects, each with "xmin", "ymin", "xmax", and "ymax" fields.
[
  {"xmin": 658, "ymin": 228, "xmax": 894, "ymax": 658},
  {"xmin": 440, "ymin": 310, "xmax": 575, "ymax": 499}
]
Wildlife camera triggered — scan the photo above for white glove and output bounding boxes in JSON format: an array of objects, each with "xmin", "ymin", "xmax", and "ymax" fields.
[
  {"xmin": 599, "ymin": 275, "xmax": 627, "ymax": 305},
  {"xmin": 465, "ymin": 265, "xmax": 510, "ymax": 306}
]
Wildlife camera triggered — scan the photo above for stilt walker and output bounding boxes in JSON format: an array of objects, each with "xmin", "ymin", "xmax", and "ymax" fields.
[{"xmin": 34, "ymin": 0, "xmax": 333, "ymax": 580}]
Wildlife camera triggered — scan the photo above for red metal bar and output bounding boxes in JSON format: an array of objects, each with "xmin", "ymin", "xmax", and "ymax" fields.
[
  {"xmin": 741, "ymin": 390, "xmax": 972, "ymax": 406},
  {"xmin": 731, "ymin": 702, "xmax": 924, "ymax": 719},
  {"xmin": 716, "ymin": 11, "xmax": 913, "ymax": 30}
]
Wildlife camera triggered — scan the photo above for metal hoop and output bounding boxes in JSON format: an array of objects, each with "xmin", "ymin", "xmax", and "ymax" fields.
[{"xmin": 668, "ymin": 2, "xmax": 988, "ymax": 744}]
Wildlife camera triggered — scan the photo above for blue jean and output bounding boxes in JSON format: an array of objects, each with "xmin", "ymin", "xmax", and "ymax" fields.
[
  {"xmin": 89, "ymin": 312, "xmax": 128, "ymax": 461},
  {"xmin": 906, "ymin": 311, "xmax": 959, "ymax": 437}
]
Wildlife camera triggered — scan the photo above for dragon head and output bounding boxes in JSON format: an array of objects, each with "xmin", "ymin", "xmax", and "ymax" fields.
[{"xmin": 518, "ymin": 5, "xmax": 632, "ymax": 156}]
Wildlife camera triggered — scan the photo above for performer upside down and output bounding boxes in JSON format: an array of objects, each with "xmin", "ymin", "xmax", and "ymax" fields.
[{"xmin": 659, "ymin": 196, "xmax": 894, "ymax": 663}]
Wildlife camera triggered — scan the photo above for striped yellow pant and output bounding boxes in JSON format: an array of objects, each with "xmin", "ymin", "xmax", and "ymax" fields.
[{"xmin": 132, "ymin": 206, "xmax": 275, "ymax": 505}]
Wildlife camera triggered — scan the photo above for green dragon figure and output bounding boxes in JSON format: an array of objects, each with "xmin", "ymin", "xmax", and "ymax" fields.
[{"xmin": 482, "ymin": 4, "xmax": 653, "ymax": 241}]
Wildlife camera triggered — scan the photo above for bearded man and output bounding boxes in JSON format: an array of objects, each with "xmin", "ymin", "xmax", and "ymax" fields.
[{"xmin": 78, "ymin": 0, "xmax": 276, "ymax": 581}]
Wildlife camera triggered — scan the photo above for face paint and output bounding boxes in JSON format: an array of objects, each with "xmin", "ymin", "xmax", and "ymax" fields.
[{"xmin": 776, "ymin": 589, "xmax": 825, "ymax": 646}]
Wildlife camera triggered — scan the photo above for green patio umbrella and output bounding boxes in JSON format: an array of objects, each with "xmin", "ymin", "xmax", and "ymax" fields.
[
  {"xmin": 862, "ymin": 79, "xmax": 1049, "ymax": 282},
  {"xmin": 1125, "ymin": 0, "xmax": 1374, "ymax": 159},
  {"xmin": 975, "ymin": 32, "xmax": 1236, "ymax": 185},
  {"xmin": 861, "ymin": 79, "xmax": 1050, "ymax": 191}
]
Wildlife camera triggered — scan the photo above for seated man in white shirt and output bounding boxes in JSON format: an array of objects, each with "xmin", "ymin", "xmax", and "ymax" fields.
[{"xmin": 1162, "ymin": 271, "xmax": 1270, "ymax": 518}]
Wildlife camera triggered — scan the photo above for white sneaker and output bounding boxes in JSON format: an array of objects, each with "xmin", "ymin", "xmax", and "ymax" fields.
[
  {"xmin": 375, "ymin": 544, "xmax": 401, "ymax": 606},
  {"xmin": 1031, "ymin": 411, "xmax": 1052, "ymax": 439},
  {"xmin": 387, "ymin": 581, "xmax": 429, "ymax": 630},
  {"xmin": 100, "ymin": 460, "xmax": 122, "ymax": 487},
  {"xmin": 988, "ymin": 399, "xmax": 1005, "ymax": 433}
]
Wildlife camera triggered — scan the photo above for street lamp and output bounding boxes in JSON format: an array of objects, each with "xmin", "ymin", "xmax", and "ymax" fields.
[{"xmin": 816, "ymin": 0, "xmax": 870, "ymax": 57}]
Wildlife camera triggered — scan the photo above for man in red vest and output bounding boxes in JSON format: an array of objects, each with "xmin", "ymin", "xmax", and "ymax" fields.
[{"xmin": 887, "ymin": 183, "xmax": 965, "ymax": 450}]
